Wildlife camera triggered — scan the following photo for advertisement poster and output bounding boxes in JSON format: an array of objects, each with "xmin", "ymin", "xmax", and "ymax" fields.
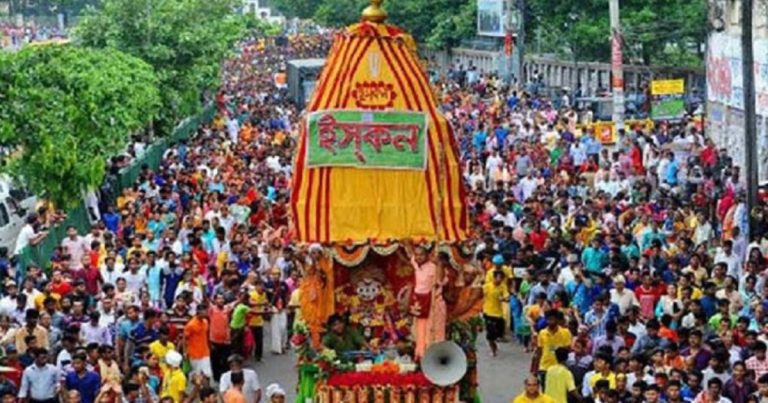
[
  {"xmin": 651, "ymin": 79, "xmax": 686, "ymax": 120},
  {"xmin": 477, "ymin": 0, "xmax": 505, "ymax": 37}
]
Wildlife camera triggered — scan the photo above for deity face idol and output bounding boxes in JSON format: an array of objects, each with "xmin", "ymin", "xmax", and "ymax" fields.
[{"xmin": 356, "ymin": 278, "xmax": 382, "ymax": 301}]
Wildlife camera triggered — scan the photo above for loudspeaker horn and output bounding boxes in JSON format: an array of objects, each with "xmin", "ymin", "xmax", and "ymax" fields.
[{"xmin": 421, "ymin": 341, "xmax": 468, "ymax": 386}]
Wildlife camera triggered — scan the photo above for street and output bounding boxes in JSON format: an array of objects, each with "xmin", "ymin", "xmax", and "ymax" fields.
[{"xmin": 253, "ymin": 331, "xmax": 530, "ymax": 402}]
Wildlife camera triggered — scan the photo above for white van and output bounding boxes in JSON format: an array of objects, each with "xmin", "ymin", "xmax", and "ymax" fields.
[{"xmin": 0, "ymin": 175, "xmax": 37, "ymax": 253}]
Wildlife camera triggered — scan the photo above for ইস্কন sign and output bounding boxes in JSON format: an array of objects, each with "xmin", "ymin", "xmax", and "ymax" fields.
[{"xmin": 306, "ymin": 110, "xmax": 428, "ymax": 170}]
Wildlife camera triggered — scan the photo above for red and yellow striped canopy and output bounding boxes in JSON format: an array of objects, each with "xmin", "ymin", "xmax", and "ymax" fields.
[{"xmin": 290, "ymin": 21, "xmax": 468, "ymax": 244}]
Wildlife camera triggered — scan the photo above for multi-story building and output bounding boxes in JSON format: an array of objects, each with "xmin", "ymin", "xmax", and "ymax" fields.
[{"xmin": 242, "ymin": 0, "xmax": 283, "ymax": 24}]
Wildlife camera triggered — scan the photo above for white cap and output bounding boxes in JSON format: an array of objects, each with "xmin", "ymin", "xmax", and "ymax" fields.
[
  {"xmin": 165, "ymin": 350, "xmax": 182, "ymax": 368},
  {"xmin": 266, "ymin": 383, "xmax": 285, "ymax": 398}
]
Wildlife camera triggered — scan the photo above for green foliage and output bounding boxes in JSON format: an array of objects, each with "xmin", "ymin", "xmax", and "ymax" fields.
[
  {"xmin": 423, "ymin": 0, "xmax": 477, "ymax": 50},
  {"xmin": 269, "ymin": 0, "xmax": 324, "ymax": 20},
  {"xmin": 75, "ymin": 0, "xmax": 246, "ymax": 131},
  {"xmin": 272, "ymin": 0, "xmax": 475, "ymax": 50},
  {"xmin": 245, "ymin": 17, "xmax": 284, "ymax": 37},
  {"xmin": 527, "ymin": 0, "xmax": 706, "ymax": 67},
  {"xmin": 312, "ymin": 0, "xmax": 367, "ymax": 28},
  {"xmin": 0, "ymin": 45, "xmax": 160, "ymax": 209}
]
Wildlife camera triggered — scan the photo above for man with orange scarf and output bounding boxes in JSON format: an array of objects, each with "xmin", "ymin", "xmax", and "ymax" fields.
[{"xmin": 298, "ymin": 244, "xmax": 334, "ymax": 348}]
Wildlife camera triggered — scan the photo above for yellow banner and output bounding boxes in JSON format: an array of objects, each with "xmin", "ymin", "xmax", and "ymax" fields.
[{"xmin": 651, "ymin": 79, "xmax": 685, "ymax": 95}]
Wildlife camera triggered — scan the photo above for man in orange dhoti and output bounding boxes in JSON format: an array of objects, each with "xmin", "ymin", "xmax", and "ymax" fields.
[{"xmin": 299, "ymin": 244, "xmax": 335, "ymax": 348}]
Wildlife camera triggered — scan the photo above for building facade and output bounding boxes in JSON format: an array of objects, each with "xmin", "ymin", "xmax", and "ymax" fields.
[
  {"xmin": 706, "ymin": 0, "xmax": 768, "ymax": 180},
  {"xmin": 242, "ymin": 0, "xmax": 283, "ymax": 24}
]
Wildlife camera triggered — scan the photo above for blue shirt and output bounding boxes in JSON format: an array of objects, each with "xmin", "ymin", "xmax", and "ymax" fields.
[
  {"xmin": 581, "ymin": 247, "xmax": 606, "ymax": 273},
  {"xmin": 584, "ymin": 137, "xmax": 602, "ymax": 156},
  {"xmin": 146, "ymin": 265, "xmax": 163, "ymax": 301},
  {"xmin": 103, "ymin": 212, "xmax": 120, "ymax": 233},
  {"xmin": 494, "ymin": 127, "xmax": 509, "ymax": 147},
  {"xmin": 473, "ymin": 131, "xmax": 487, "ymax": 150},
  {"xmin": 118, "ymin": 318, "xmax": 139, "ymax": 341},
  {"xmin": 19, "ymin": 364, "xmax": 60, "ymax": 400},
  {"xmin": 700, "ymin": 295, "xmax": 717, "ymax": 318},
  {"xmin": 665, "ymin": 159, "xmax": 679, "ymax": 185},
  {"xmin": 566, "ymin": 280, "xmax": 592, "ymax": 313},
  {"xmin": 507, "ymin": 95, "xmax": 519, "ymax": 109},
  {"xmin": 583, "ymin": 308, "xmax": 608, "ymax": 339},
  {"xmin": 130, "ymin": 322, "xmax": 158, "ymax": 345},
  {"xmin": 65, "ymin": 370, "xmax": 101, "ymax": 403}
]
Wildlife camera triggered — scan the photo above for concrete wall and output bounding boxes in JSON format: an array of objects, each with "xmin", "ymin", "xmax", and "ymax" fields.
[{"xmin": 705, "ymin": 0, "xmax": 768, "ymax": 180}]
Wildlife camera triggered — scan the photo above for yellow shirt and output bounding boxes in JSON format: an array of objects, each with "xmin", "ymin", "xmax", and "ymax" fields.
[
  {"xmin": 511, "ymin": 393, "xmax": 556, "ymax": 403},
  {"xmin": 545, "ymin": 363, "xmax": 576, "ymax": 403},
  {"xmin": 485, "ymin": 265, "xmax": 513, "ymax": 284},
  {"xmin": 538, "ymin": 327, "xmax": 572, "ymax": 370},
  {"xmin": 161, "ymin": 368, "xmax": 187, "ymax": 403},
  {"xmin": 483, "ymin": 282, "xmax": 508, "ymax": 318},
  {"xmin": 34, "ymin": 292, "xmax": 60, "ymax": 311},
  {"xmin": 249, "ymin": 290, "xmax": 268, "ymax": 327},
  {"xmin": 288, "ymin": 289, "xmax": 303, "ymax": 323},
  {"xmin": 677, "ymin": 285, "xmax": 703, "ymax": 300},
  {"xmin": 15, "ymin": 325, "xmax": 49, "ymax": 354},
  {"xmin": 149, "ymin": 340, "xmax": 176, "ymax": 369},
  {"xmin": 588, "ymin": 371, "xmax": 617, "ymax": 390},
  {"xmin": 126, "ymin": 246, "xmax": 147, "ymax": 259}
]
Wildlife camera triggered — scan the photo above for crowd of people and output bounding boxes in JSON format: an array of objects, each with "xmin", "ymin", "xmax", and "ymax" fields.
[
  {"xmin": 1, "ymin": 22, "xmax": 66, "ymax": 49},
  {"xmin": 0, "ymin": 32, "xmax": 332, "ymax": 403},
  {"xmin": 436, "ymin": 67, "xmax": 768, "ymax": 402},
  {"xmin": 1, "ymin": 21, "xmax": 768, "ymax": 403}
]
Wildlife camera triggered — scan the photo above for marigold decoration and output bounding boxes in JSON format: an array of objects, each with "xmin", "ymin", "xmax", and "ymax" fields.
[{"xmin": 370, "ymin": 361, "xmax": 400, "ymax": 374}]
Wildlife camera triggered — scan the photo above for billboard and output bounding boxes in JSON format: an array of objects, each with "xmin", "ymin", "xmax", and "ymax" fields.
[
  {"xmin": 651, "ymin": 79, "xmax": 686, "ymax": 120},
  {"xmin": 707, "ymin": 32, "xmax": 768, "ymax": 116},
  {"xmin": 478, "ymin": 0, "xmax": 505, "ymax": 37}
]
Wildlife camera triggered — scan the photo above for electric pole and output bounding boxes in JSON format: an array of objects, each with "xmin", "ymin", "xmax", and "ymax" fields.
[
  {"xmin": 609, "ymin": 0, "xmax": 625, "ymax": 131},
  {"xmin": 517, "ymin": 0, "xmax": 525, "ymax": 86},
  {"xmin": 742, "ymin": 0, "xmax": 759, "ymax": 239},
  {"xmin": 506, "ymin": 0, "xmax": 514, "ymax": 84}
]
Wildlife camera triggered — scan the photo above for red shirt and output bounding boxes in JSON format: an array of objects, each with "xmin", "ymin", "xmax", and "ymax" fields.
[
  {"xmin": 50, "ymin": 280, "xmax": 73, "ymax": 296},
  {"xmin": 634, "ymin": 285, "xmax": 662, "ymax": 319},
  {"xmin": 208, "ymin": 305, "xmax": 232, "ymax": 344},
  {"xmin": 528, "ymin": 230, "xmax": 549, "ymax": 252},
  {"xmin": 75, "ymin": 267, "xmax": 103, "ymax": 295},
  {"xmin": 5, "ymin": 360, "xmax": 22, "ymax": 387},
  {"xmin": 89, "ymin": 250, "xmax": 100, "ymax": 269},
  {"xmin": 700, "ymin": 146, "xmax": 717, "ymax": 167}
]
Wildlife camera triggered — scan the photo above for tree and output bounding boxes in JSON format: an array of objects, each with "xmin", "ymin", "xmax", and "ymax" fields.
[
  {"xmin": 306, "ymin": 0, "xmax": 475, "ymax": 50},
  {"xmin": 75, "ymin": 0, "xmax": 246, "ymax": 132},
  {"xmin": 269, "ymin": 0, "xmax": 324, "ymax": 19},
  {"xmin": 312, "ymin": 0, "xmax": 367, "ymax": 28},
  {"xmin": 245, "ymin": 17, "xmax": 283, "ymax": 37},
  {"xmin": 0, "ymin": 45, "xmax": 160, "ymax": 209},
  {"xmin": 422, "ymin": 0, "xmax": 477, "ymax": 50},
  {"xmin": 526, "ymin": 0, "xmax": 706, "ymax": 67}
]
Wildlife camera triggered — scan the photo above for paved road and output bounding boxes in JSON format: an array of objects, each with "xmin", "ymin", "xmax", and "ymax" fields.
[{"xmin": 248, "ymin": 331, "xmax": 531, "ymax": 402}]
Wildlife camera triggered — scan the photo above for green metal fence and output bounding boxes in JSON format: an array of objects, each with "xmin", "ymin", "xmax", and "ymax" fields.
[{"xmin": 16, "ymin": 104, "xmax": 217, "ymax": 274}]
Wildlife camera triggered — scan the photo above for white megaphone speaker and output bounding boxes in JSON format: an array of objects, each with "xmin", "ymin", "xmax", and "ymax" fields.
[{"xmin": 421, "ymin": 341, "xmax": 468, "ymax": 386}]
